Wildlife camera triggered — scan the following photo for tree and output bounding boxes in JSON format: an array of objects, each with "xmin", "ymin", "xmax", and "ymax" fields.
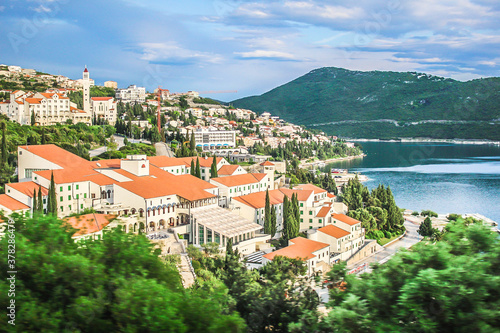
[
  {"xmin": 318, "ymin": 219, "xmax": 499, "ymax": 332},
  {"xmin": 150, "ymin": 127, "xmax": 161, "ymax": 144},
  {"xmin": 417, "ymin": 216, "xmax": 435, "ymax": 237},
  {"xmin": 195, "ymin": 157, "xmax": 201, "ymax": 178},
  {"xmin": 264, "ymin": 189, "xmax": 271, "ymax": 234},
  {"xmin": 190, "ymin": 159, "xmax": 195, "ymax": 176},
  {"xmin": 190, "ymin": 129, "xmax": 196, "ymax": 151},
  {"xmin": 32, "ymin": 189, "xmax": 37, "ymax": 215},
  {"xmin": 47, "ymin": 172, "xmax": 57, "ymax": 215},
  {"xmin": 37, "ymin": 186, "xmax": 43, "ymax": 214},
  {"xmin": 0, "ymin": 121, "xmax": 6, "ymax": 165},
  {"xmin": 210, "ymin": 156, "xmax": 218, "ymax": 178},
  {"xmin": 31, "ymin": 110, "xmax": 36, "ymax": 125},
  {"xmin": 0, "ymin": 214, "xmax": 245, "ymax": 332},
  {"xmin": 270, "ymin": 204, "xmax": 277, "ymax": 238}
]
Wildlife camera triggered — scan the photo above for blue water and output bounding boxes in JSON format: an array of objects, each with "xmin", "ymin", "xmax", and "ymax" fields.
[{"xmin": 323, "ymin": 142, "xmax": 500, "ymax": 222}]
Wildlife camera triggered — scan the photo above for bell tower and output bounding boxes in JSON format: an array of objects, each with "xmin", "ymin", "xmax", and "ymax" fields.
[{"xmin": 82, "ymin": 66, "xmax": 91, "ymax": 114}]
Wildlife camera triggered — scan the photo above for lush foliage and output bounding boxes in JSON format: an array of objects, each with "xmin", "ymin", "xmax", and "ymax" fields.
[
  {"xmin": 0, "ymin": 214, "xmax": 245, "ymax": 332},
  {"xmin": 342, "ymin": 177, "xmax": 405, "ymax": 240},
  {"xmin": 307, "ymin": 218, "xmax": 500, "ymax": 332},
  {"xmin": 232, "ymin": 67, "xmax": 500, "ymax": 140},
  {"xmin": 189, "ymin": 246, "xmax": 320, "ymax": 333}
]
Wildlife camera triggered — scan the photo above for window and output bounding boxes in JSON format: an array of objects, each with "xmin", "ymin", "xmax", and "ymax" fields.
[
  {"xmin": 76, "ymin": 185, "xmax": 79, "ymax": 190},
  {"xmin": 60, "ymin": 206, "xmax": 63, "ymax": 212},
  {"xmin": 300, "ymin": 218, "xmax": 303, "ymax": 222},
  {"xmin": 60, "ymin": 186, "xmax": 63, "ymax": 191},
  {"xmin": 69, "ymin": 205, "xmax": 71, "ymax": 210},
  {"xmin": 43, "ymin": 199, "xmax": 46, "ymax": 204},
  {"xmin": 309, "ymin": 211, "xmax": 312, "ymax": 215},
  {"xmin": 68, "ymin": 195, "xmax": 71, "ymax": 200},
  {"xmin": 76, "ymin": 194, "xmax": 79, "ymax": 199},
  {"xmin": 309, "ymin": 219, "xmax": 313, "ymax": 223},
  {"xmin": 68, "ymin": 185, "xmax": 71, "ymax": 190},
  {"xmin": 84, "ymin": 193, "xmax": 87, "ymax": 198},
  {"xmin": 300, "ymin": 203, "xmax": 303, "ymax": 207},
  {"xmin": 319, "ymin": 219, "xmax": 322, "ymax": 223},
  {"xmin": 60, "ymin": 196, "xmax": 63, "ymax": 202},
  {"xmin": 300, "ymin": 210, "xmax": 303, "ymax": 215},
  {"xmin": 80, "ymin": 204, "xmax": 83, "ymax": 209}
]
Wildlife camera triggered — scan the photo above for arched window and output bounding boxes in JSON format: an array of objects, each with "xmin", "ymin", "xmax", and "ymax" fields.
[
  {"xmin": 139, "ymin": 209, "xmax": 144, "ymax": 218},
  {"xmin": 148, "ymin": 210, "xmax": 150, "ymax": 217},
  {"xmin": 131, "ymin": 208, "xmax": 136, "ymax": 214}
]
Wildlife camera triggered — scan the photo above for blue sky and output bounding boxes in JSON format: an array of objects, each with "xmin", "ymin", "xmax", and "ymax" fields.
[{"xmin": 1, "ymin": 0, "xmax": 499, "ymax": 100}]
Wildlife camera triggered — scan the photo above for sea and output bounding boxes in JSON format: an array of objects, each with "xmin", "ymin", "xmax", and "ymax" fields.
[{"xmin": 322, "ymin": 141, "xmax": 500, "ymax": 223}]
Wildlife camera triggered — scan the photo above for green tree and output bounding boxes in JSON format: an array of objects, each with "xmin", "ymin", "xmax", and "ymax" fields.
[
  {"xmin": 417, "ymin": 216, "xmax": 435, "ymax": 237},
  {"xmin": 47, "ymin": 172, "xmax": 57, "ymax": 215},
  {"xmin": 0, "ymin": 121, "xmax": 6, "ymax": 165},
  {"xmin": 31, "ymin": 110, "xmax": 36, "ymax": 125},
  {"xmin": 32, "ymin": 189, "xmax": 37, "ymax": 215},
  {"xmin": 270, "ymin": 204, "xmax": 277, "ymax": 238},
  {"xmin": 190, "ymin": 129, "xmax": 196, "ymax": 151},
  {"xmin": 210, "ymin": 156, "xmax": 218, "ymax": 178},
  {"xmin": 37, "ymin": 186, "xmax": 43, "ymax": 214},
  {"xmin": 190, "ymin": 159, "xmax": 195, "ymax": 176},
  {"xmin": 195, "ymin": 157, "xmax": 201, "ymax": 178},
  {"xmin": 264, "ymin": 189, "xmax": 271, "ymax": 234}
]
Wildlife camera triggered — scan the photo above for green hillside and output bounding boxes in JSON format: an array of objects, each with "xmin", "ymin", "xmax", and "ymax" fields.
[{"xmin": 232, "ymin": 67, "xmax": 500, "ymax": 140}]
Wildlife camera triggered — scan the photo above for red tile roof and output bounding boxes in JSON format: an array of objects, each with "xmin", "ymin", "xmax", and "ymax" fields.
[
  {"xmin": 177, "ymin": 156, "xmax": 223, "ymax": 168},
  {"xmin": 91, "ymin": 97, "xmax": 113, "ymax": 101},
  {"xmin": 260, "ymin": 161, "xmax": 275, "ymax": 166},
  {"xmin": 25, "ymin": 98, "xmax": 42, "ymax": 104},
  {"xmin": 64, "ymin": 214, "xmax": 115, "ymax": 237},
  {"xmin": 232, "ymin": 188, "xmax": 313, "ymax": 209},
  {"xmin": 318, "ymin": 225, "xmax": 350, "ymax": 239},
  {"xmin": 294, "ymin": 184, "xmax": 327, "ymax": 194},
  {"xmin": 7, "ymin": 181, "xmax": 48, "ymax": 197},
  {"xmin": 148, "ymin": 156, "xmax": 186, "ymax": 168},
  {"xmin": 217, "ymin": 165, "xmax": 241, "ymax": 176},
  {"xmin": 19, "ymin": 144, "xmax": 88, "ymax": 169},
  {"xmin": 263, "ymin": 237, "xmax": 329, "ymax": 261},
  {"xmin": 332, "ymin": 214, "xmax": 361, "ymax": 226},
  {"xmin": 316, "ymin": 206, "xmax": 331, "ymax": 218},
  {"xmin": 211, "ymin": 173, "xmax": 267, "ymax": 187},
  {"xmin": 0, "ymin": 194, "xmax": 30, "ymax": 211}
]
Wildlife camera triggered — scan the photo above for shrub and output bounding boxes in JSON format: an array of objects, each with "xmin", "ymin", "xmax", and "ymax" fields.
[
  {"xmin": 421, "ymin": 210, "xmax": 438, "ymax": 218},
  {"xmin": 411, "ymin": 211, "xmax": 419, "ymax": 216},
  {"xmin": 447, "ymin": 213, "xmax": 461, "ymax": 221}
]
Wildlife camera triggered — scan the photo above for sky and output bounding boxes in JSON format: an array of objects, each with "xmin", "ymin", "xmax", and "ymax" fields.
[{"xmin": 0, "ymin": 0, "xmax": 499, "ymax": 100}]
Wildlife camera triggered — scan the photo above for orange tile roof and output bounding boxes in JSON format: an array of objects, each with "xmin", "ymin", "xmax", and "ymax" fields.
[
  {"xmin": 332, "ymin": 214, "xmax": 361, "ymax": 226},
  {"xmin": 64, "ymin": 214, "xmax": 116, "ymax": 237},
  {"xmin": 327, "ymin": 193, "xmax": 336, "ymax": 198},
  {"xmin": 316, "ymin": 206, "xmax": 331, "ymax": 218},
  {"xmin": 19, "ymin": 144, "xmax": 88, "ymax": 169},
  {"xmin": 25, "ymin": 98, "xmax": 42, "ymax": 104},
  {"xmin": 7, "ymin": 181, "xmax": 48, "ymax": 197},
  {"xmin": 211, "ymin": 173, "xmax": 267, "ymax": 187},
  {"xmin": 260, "ymin": 161, "xmax": 275, "ymax": 166},
  {"xmin": 177, "ymin": 156, "xmax": 223, "ymax": 168},
  {"xmin": 318, "ymin": 225, "xmax": 350, "ymax": 239},
  {"xmin": 116, "ymin": 174, "xmax": 216, "ymax": 201},
  {"xmin": 294, "ymin": 184, "xmax": 327, "ymax": 194},
  {"xmin": 91, "ymin": 97, "xmax": 113, "ymax": 101},
  {"xmin": 148, "ymin": 156, "xmax": 186, "ymax": 168},
  {"xmin": 0, "ymin": 194, "xmax": 30, "ymax": 211},
  {"xmin": 263, "ymin": 237, "xmax": 329, "ymax": 261},
  {"xmin": 232, "ymin": 188, "xmax": 312, "ymax": 209},
  {"xmin": 217, "ymin": 165, "xmax": 240, "ymax": 176}
]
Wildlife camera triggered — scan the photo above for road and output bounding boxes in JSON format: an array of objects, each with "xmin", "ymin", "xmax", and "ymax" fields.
[
  {"xmin": 155, "ymin": 142, "xmax": 175, "ymax": 157},
  {"xmin": 89, "ymin": 135, "xmax": 151, "ymax": 157}
]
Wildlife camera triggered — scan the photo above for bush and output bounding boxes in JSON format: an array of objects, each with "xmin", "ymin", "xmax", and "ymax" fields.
[
  {"xmin": 191, "ymin": 259, "xmax": 201, "ymax": 272},
  {"xmin": 411, "ymin": 211, "xmax": 419, "ymax": 216},
  {"xmin": 421, "ymin": 210, "xmax": 438, "ymax": 218},
  {"xmin": 447, "ymin": 213, "xmax": 461, "ymax": 221}
]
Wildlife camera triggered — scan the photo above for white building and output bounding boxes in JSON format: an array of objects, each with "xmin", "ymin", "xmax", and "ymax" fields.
[
  {"xmin": 116, "ymin": 85, "xmax": 146, "ymax": 103},
  {"xmin": 194, "ymin": 129, "xmax": 236, "ymax": 150},
  {"xmin": 2, "ymin": 144, "xmax": 269, "ymax": 253},
  {"xmin": 91, "ymin": 97, "xmax": 118, "ymax": 124},
  {"xmin": 104, "ymin": 81, "xmax": 118, "ymax": 89}
]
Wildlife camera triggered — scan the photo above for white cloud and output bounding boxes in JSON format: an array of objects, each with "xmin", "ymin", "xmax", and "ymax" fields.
[
  {"xmin": 31, "ymin": 5, "xmax": 52, "ymax": 13},
  {"xmin": 235, "ymin": 50, "xmax": 297, "ymax": 60},
  {"xmin": 138, "ymin": 42, "xmax": 223, "ymax": 64}
]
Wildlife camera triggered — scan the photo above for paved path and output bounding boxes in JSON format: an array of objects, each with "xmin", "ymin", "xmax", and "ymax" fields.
[
  {"xmin": 178, "ymin": 254, "xmax": 195, "ymax": 288},
  {"xmin": 155, "ymin": 142, "xmax": 175, "ymax": 157}
]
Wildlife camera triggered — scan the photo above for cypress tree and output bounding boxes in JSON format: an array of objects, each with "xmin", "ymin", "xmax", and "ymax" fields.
[
  {"xmin": 32, "ymin": 189, "xmax": 37, "ymax": 215},
  {"xmin": 190, "ymin": 130, "xmax": 196, "ymax": 151},
  {"xmin": 210, "ymin": 156, "xmax": 218, "ymax": 178},
  {"xmin": 37, "ymin": 187, "xmax": 43, "ymax": 214},
  {"xmin": 31, "ymin": 111, "xmax": 36, "ymax": 126},
  {"xmin": 48, "ymin": 172, "xmax": 57, "ymax": 215},
  {"xmin": 1, "ymin": 122, "xmax": 6, "ymax": 165},
  {"xmin": 270, "ymin": 204, "xmax": 277, "ymax": 238},
  {"xmin": 190, "ymin": 159, "xmax": 195, "ymax": 176},
  {"xmin": 195, "ymin": 158, "xmax": 201, "ymax": 178},
  {"xmin": 282, "ymin": 195, "xmax": 290, "ymax": 241},
  {"xmin": 264, "ymin": 189, "xmax": 271, "ymax": 234},
  {"xmin": 292, "ymin": 193, "xmax": 300, "ymax": 229}
]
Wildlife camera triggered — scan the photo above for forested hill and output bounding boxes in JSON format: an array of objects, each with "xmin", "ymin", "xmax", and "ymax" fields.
[{"xmin": 232, "ymin": 67, "xmax": 500, "ymax": 140}]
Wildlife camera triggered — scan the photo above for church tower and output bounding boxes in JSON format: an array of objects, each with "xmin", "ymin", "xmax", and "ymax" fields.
[{"xmin": 82, "ymin": 66, "xmax": 91, "ymax": 113}]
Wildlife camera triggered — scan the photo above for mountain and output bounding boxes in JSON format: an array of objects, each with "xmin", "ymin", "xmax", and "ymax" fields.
[{"xmin": 232, "ymin": 67, "xmax": 500, "ymax": 140}]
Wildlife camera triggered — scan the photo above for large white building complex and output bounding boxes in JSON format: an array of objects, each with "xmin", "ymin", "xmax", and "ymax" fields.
[
  {"xmin": 115, "ymin": 85, "xmax": 146, "ymax": 103},
  {"xmin": 194, "ymin": 129, "xmax": 236, "ymax": 150}
]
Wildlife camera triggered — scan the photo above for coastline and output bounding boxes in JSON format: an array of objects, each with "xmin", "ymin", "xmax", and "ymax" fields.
[
  {"xmin": 299, "ymin": 153, "xmax": 366, "ymax": 168},
  {"xmin": 345, "ymin": 138, "xmax": 500, "ymax": 145}
]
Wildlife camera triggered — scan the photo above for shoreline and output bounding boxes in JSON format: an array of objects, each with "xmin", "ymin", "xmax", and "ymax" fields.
[
  {"xmin": 299, "ymin": 153, "xmax": 366, "ymax": 168},
  {"xmin": 344, "ymin": 138, "xmax": 500, "ymax": 145}
]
